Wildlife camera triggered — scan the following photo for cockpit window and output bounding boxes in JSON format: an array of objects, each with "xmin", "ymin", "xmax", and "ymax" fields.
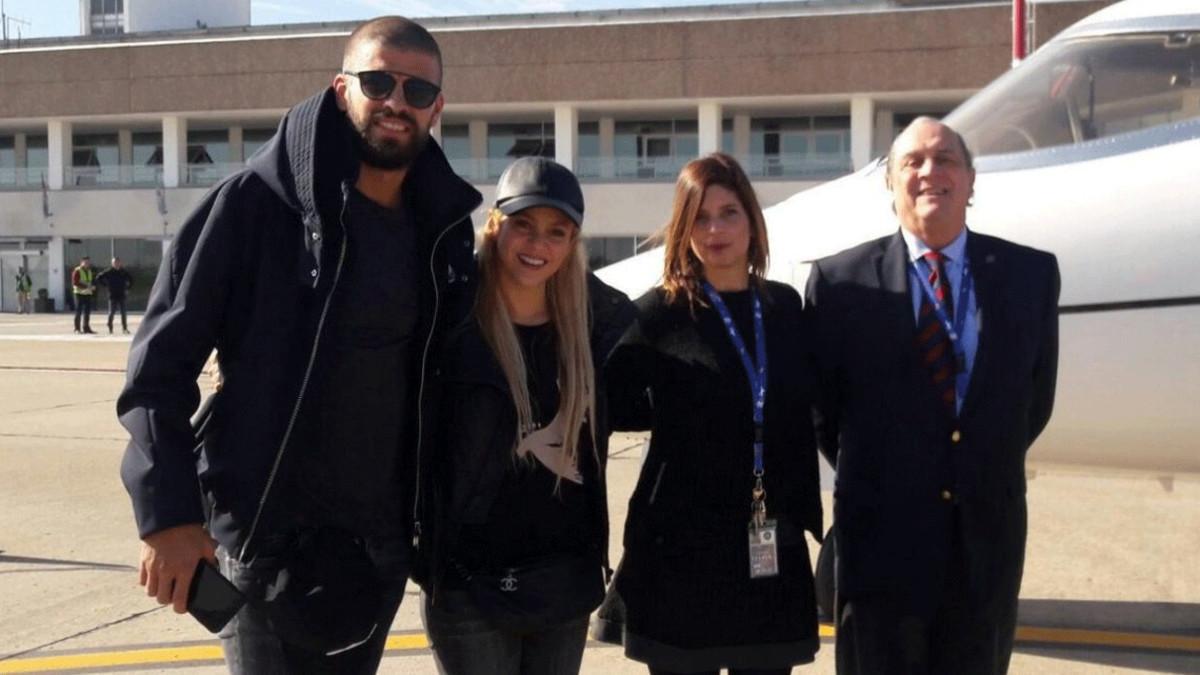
[{"xmin": 946, "ymin": 32, "xmax": 1200, "ymax": 157}]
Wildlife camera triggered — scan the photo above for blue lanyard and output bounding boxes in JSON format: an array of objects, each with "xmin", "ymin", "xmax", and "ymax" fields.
[
  {"xmin": 701, "ymin": 282, "xmax": 768, "ymax": 475},
  {"xmin": 910, "ymin": 256, "xmax": 973, "ymax": 404}
]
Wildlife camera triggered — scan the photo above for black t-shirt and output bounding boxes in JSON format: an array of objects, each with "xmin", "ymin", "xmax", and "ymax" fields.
[
  {"xmin": 291, "ymin": 187, "xmax": 421, "ymax": 538},
  {"xmin": 452, "ymin": 322, "xmax": 592, "ymax": 574}
]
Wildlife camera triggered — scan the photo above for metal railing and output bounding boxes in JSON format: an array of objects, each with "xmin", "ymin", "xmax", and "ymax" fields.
[
  {"xmin": 575, "ymin": 156, "xmax": 692, "ymax": 180},
  {"xmin": 185, "ymin": 162, "xmax": 243, "ymax": 186},
  {"xmin": 64, "ymin": 165, "xmax": 164, "ymax": 188},
  {"xmin": 0, "ymin": 167, "xmax": 49, "ymax": 189}
]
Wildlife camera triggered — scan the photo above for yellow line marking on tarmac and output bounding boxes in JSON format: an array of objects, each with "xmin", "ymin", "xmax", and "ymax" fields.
[{"xmin": 2, "ymin": 625, "xmax": 1197, "ymax": 673}]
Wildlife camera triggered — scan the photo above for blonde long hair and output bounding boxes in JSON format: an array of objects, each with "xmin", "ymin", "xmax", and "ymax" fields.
[{"xmin": 475, "ymin": 208, "xmax": 597, "ymax": 472}]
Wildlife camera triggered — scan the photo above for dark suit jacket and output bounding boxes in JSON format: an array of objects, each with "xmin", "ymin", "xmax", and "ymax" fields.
[{"xmin": 805, "ymin": 229, "xmax": 1059, "ymax": 616}]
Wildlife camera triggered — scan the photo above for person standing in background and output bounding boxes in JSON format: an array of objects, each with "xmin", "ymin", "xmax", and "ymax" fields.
[
  {"xmin": 96, "ymin": 257, "xmax": 133, "ymax": 334},
  {"xmin": 71, "ymin": 256, "xmax": 96, "ymax": 334},
  {"xmin": 14, "ymin": 266, "xmax": 33, "ymax": 314}
]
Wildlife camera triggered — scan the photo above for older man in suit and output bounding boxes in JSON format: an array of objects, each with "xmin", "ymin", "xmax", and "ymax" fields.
[{"xmin": 805, "ymin": 117, "xmax": 1059, "ymax": 674}]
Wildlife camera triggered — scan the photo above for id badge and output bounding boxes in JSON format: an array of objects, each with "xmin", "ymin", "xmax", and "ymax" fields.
[{"xmin": 748, "ymin": 519, "xmax": 780, "ymax": 579}]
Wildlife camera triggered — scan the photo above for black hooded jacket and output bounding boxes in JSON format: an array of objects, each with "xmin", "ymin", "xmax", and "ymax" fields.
[{"xmin": 117, "ymin": 88, "xmax": 481, "ymax": 557}]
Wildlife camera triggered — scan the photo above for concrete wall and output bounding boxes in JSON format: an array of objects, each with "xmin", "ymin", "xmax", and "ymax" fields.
[{"xmin": 0, "ymin": 2, "xmax": 1109, "ymax": 119}]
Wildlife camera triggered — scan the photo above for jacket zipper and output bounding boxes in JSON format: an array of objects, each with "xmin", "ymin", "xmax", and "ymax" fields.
[
  {"xmin": 412, "ymin": 211, "xmax": 474, "ymax": 548},
  {"xmin": 238, "ymin": 200, "xmax": 351, "ymax": 563},
  {"xmin": 648, "ymin": 461, "xmax": 667, "ymax": 505}
]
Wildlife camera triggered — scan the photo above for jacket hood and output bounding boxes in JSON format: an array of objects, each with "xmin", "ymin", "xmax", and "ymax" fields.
[{"xmin": 246, "ymin": 87, "xmax": 482, "ymax": 240}]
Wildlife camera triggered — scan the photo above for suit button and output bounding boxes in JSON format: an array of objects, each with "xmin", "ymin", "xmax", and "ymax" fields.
[
  {"xmin": 951, "ymin": 430, "xmax": 962, "ymax": 443},
  {"xmin": 941, "ymin": 489, "xmax": 953, "ymax": 501}
]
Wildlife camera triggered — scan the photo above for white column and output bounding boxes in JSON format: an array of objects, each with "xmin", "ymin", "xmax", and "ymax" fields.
[
  {"xmin": 850, "ymin": 96, "xmax": 876, "ymax": 171},
  {"xmin": 873, "ymin": 109, "xmax": 894, "ymax": 158},
  {"xmin": 599, "ymin": 117, "xmax": 615, "ymax": 179},
  {"xmin": 697, "ymin": 101, "xmax": 722, "ymax": 157},
  {"xmin": 162, "ymin": 116, "xmax": 187, "ymax": 188},
  {"xmin": 430, "ymin": 120, "xmax": 442, "ymax": 145},
  {"xmin": 118, "ymin": 129, "xmax": 133, "ymax": 164},
  {"xmin": 48, "ymin": 235, "xmax": 65, "ymax": 311},
  {"xmin": 229, "ymin": 126, "xmax": 245, "ymax": 164},
  {"xmin": 553, "ymin": 105, "xmax": 578, "ymax": 171},
  {"xmin": 733, "ymin": 114, "xmax": 751, "ymax": 161},
  {"xmin": 47, "ymin": 120, "xmax": 71, "ymax": 190},
  {"xmin": 468, "ymin": 120, "xmax": 488, "ymax": 181},
  {"xmin": 118, "ymin": 129, "xmax": 133, "ymax": 184}
]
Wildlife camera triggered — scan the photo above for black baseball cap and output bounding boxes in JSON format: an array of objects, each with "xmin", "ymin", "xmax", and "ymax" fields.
[{"xmin": 494, "ymin": 157, "xmax": 584, "ymax": 228}]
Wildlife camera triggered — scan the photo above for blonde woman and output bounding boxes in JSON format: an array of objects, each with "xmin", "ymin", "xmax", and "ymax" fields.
[
  {"xmin": 599, "ymin": 153, "xmax": 823, "ymax": 674},
  {"xmin": 416, "ymin": 157, "xmax": 634, "ymax": 675}
]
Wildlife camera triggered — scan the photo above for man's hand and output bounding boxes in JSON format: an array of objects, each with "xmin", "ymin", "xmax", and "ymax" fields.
[{"xmin": 139, "ymin": 523, "xmax": 218, "ymax": 613}]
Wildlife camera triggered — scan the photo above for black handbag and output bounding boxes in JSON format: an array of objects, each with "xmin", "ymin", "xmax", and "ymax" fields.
[{"xmin": 458, "ymin": 553, "xmax": 605, "ymax": 632}]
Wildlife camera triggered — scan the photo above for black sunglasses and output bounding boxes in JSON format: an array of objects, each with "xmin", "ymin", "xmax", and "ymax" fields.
[{"xmin": 341, "ymin": 70, "xmax": 441, "ymax": 109}]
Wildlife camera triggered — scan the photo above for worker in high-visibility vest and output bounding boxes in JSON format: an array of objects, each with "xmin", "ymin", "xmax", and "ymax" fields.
[
  {"xmin": 71, "ymin": 256, "xmax": 97, "ymax": 334},
  {"xmin": 14, "ymin": 267, "xmax": 33, "ymax": 314}
]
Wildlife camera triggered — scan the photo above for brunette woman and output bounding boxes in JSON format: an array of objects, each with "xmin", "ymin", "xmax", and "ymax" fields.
[{"xmin": 601, "ymin": 153, "xmax": 823, "ymax": 675}]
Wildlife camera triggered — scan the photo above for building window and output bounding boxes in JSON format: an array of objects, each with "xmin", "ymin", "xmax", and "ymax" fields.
[
  {"xmin": 26, "ymin": 135, "xmax": 48, "ymax": 182},
  {"xmin": 89, "ymin": 0, "xmax": 125, "ymax": 35},
  {"xmin": 186, "ymin": 129, "xmax": 233, "ymax": 186},
  {"xmin": 612, "ymin": 119, "xmax": 697, "ymax": 180},
  {"xmin": 440, "ymin": 124, "xmax": 472, "ymax": 180},
  {"xmin": 585, "ymin": 236, "xmax": 647, "ymax": 270},
  {"xmin": 741, "ymin": 116, "xmax": 853, "ymax": 179},
  {"xmin": 131, "ymin": 131, "xmax": 163, "ymax": 185},
  {"xmin": 70, "ymin": 133, "xmax": 120, "ymax": 186},
  {"xmin": 487, "ymin": 122, "xmax": 554, "ymax": 178},
  {"xmin": 242, "ymin": 128, "xmax": 275, "ymax": 161}
]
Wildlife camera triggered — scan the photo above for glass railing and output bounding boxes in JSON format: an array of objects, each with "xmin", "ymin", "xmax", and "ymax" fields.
[
  {"xmin": 65, "ymin": 165, "xmax": 164, "ymax": 188},
  {"xmin": 185, "ymin": 162, "xmax": 243, "ymax": 186},
  {"xmin": 0, "ymin": 167, "xmax": 49, "ymax": 189},
  {"xmin": 575, "ymin": 156, "xmax": 692, "ymax": 180},
  {"xmin": 449, "ymin": 157, "xmax": 539, "ymax": 182},
  {"xmin": 738, "ymin": 153, "xmax": 853, "ymax": 179}
]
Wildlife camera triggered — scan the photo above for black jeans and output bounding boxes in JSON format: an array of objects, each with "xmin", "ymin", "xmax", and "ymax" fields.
[
  {"xmin": 73, "ymin": 294, "xmax": 92, "ymax": 331},
  {"xmin": 422, "ymin": 590, "xmax": 589, "ymax": 675},
  {"xmin": 107, "ymin": 296, "xmax": 127, "ymax": 331},
  {"xmin": 217, "ymin": 544, "xmax": 407, "ymax": 675}
]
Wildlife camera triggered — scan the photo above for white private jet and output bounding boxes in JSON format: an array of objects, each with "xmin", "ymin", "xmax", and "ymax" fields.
[{"xmin": 598, "ymin": 0, "xmax": 1200, "ymax": 476}]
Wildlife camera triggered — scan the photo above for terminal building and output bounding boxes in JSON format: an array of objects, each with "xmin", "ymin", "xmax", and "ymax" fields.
[{"xmin": 0, "ymin": 0, "xmax": 1107, "ymax": 311}]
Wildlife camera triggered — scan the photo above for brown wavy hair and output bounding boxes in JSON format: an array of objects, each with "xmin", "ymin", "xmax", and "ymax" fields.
[{"xmin": 658, "ymin": 152, "xmax": 769, "ymax": 309}]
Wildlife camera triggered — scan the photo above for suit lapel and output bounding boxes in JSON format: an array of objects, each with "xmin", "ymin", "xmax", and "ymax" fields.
[
  {"xmin": 879, "ymin": 231, "xmax": 915, "ymax": 334},
  {"xmin": 960, "ymin": 233, "xmax": 1001, "ymax": 418}
]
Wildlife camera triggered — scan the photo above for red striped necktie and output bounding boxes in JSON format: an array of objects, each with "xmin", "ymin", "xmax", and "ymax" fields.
[{"xmin": 914, "ymin": 251, "xmax": 956, "ymax": 415}]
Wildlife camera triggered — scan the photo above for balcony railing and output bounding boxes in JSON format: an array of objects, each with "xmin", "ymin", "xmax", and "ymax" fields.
[
  {"xmin": 449, "ymin": 157, "xmax": 537, "ymax": 182},
  {"xmin": 575, "ymin": 156, "xmax": 692, "ymax": 180},
  {"xmin": 185, "ymin": 162, "xmax": 243, "ymax": 187},
  {"xmin": 0, "ymin": 167, "xmax": 50, "ymax": 189},
  {"xmin": 738, "ymin": 153, "xmax": 853, "ymax": 179},
  {"xmin": 65, "ymin": 165, "xmax": 164, "ymax": 188}
]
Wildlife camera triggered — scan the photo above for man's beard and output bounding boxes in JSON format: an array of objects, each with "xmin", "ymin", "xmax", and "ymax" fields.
[{"xmin": 347, "ymin": 110, "xmax": 429, "ymax": 170}]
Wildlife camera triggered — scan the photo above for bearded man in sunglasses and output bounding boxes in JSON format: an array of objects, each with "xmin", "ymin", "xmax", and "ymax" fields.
[{"xmin": 118, "ymin": 16, "xmax": 481, "ymax": 673}]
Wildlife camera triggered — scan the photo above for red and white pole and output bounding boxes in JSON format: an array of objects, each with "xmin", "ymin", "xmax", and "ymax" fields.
[{"xmin": 1012, "ymin": 0, "xmax": 1027, "ymax": 67}]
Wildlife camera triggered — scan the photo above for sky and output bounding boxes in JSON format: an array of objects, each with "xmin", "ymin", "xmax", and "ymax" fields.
[{"xmin": 0, "ymin": 0, "xmax": 772, "ymax": 40}]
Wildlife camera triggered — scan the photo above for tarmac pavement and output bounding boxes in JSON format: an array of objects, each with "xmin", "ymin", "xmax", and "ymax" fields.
[{"xmin": 1, "ymin": 311, "xmax": 1197, "ymax": 674}]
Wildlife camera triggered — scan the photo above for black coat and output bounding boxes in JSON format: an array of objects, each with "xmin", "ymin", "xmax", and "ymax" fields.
[
  {"xmin": 600, "ymin": 281, "xmax": 823, "ymax": 671},
  {"xmin": 118, "ymin": 88, "xmax": 482, "ymax": 556},
  {"xmin": 805, "ymin": 230, "xmax": 1059, "ymax": 618},
  {"xmin": 95, "ymin": 267, "xmax": 133, "ymax": 300},
  {"xmin": 412, "ymin": 275, "xmax": 636, "ymax": 600}
]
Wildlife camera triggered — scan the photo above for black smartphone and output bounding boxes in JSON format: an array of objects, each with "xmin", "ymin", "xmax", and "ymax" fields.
[{"xmin": 187, "ymin": 559, "xmax": 246, "ymax": 633}]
